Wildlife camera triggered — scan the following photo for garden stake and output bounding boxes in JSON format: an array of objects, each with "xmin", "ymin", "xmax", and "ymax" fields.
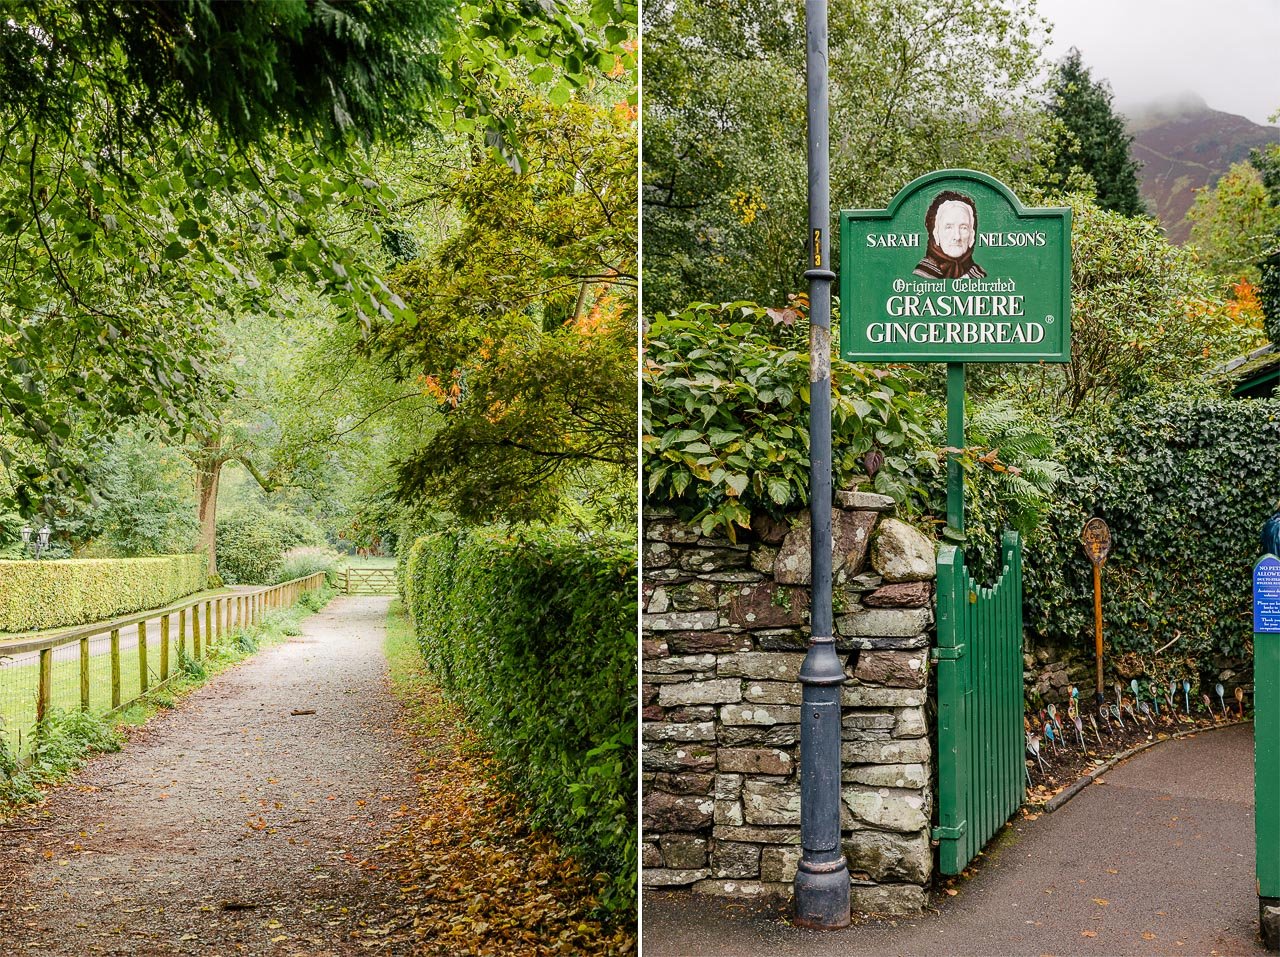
[
  {"xmin": 1042, "ymin": 721, "xmax": 1055, "ymax": 754},
  {"xmin": 1203, "ymin": 691, "xmax": 1215, "ymax": 718},
  {"xmin": 1114, "ymin": 681, "xmax": 1123, "ymax": 708},
  {"xmin": 1111, "ymin": 702, "xmax": 1125, "ymax": 729},
  {"xmin": 1098, "ymin": 704, "xmax": 1112, "ymax": 733},
  {"xmin": 1027, "ymin": 733, "xmax": 1046, "ymax": 774},
  {"xmin": 1073, "ymin": 714, "xmax": 1086, "ymax": 751},
  {"xmin": 1089, "ymin": 713, "xmax": 1103, "ymax": 746},
  {"xmin": 1216, "ymin": 682, "xmax": 1226, "ymax": 716},
  {"xmin": 1237, "ymin": 686, "xmax": 1246, "ymax": 717},
  {"xmin": 1183, "ymin": 679, "xmax": 1192, "ymax": 715}
]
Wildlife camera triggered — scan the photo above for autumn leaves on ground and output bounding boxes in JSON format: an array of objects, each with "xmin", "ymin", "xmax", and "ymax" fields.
[{"xmin": 0, "ymin": 597, "xmax": 634, "ymax": 956}]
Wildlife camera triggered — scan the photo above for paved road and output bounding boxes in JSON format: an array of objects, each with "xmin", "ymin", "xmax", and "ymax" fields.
[{"xmin": 645, "ymin": 723, "xmax": 1264, "ymax": 956}]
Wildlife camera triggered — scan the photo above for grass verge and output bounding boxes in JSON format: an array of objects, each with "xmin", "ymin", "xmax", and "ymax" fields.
[
  {"xmin": 382, "ymin": 600, "xmax": 637, "ymax": 956},
  {"xmin": 0, "ymin": 584, "xmax": 337, "ymax": 811}
]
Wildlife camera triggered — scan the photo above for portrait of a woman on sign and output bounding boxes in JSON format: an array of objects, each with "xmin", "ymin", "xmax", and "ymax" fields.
[{"xmin": 913, "ymin": 190, "xmax": 987, "ymax": 280}]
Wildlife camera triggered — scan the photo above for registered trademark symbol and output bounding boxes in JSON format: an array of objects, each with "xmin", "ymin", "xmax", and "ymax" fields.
[{"xmin": 1045, "ymin": 315, "xmax": 1055, "ymax": 323}]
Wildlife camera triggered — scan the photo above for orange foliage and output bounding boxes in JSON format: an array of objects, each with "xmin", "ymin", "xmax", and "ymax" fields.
[{"xmin": 1228, "ymin": 277, "xmax": 1263, "ymax": 320}]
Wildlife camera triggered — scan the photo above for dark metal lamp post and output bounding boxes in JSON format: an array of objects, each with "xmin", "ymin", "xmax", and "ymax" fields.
[{"xmin": 793, "ymin": 0, "xmax": 851, "ymax": 930}]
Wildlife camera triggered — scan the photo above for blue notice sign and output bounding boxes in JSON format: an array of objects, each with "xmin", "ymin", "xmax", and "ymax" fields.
[{"xmin": 1256, "ymin": 555, "xmax": 1280, "ymax": 633}]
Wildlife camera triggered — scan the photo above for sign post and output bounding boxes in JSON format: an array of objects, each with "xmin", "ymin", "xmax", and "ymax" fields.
[
  {"xmin": 839, "ymin": 171, "xmax": 1070, "ymax": 540},
  {"xmin": 1081, "ymin": 518, "xmax": 1112, "ymax": 705},
  {"xmin": 1256, "ymin": 551, "xmax": 1280, "ymax": 948}
]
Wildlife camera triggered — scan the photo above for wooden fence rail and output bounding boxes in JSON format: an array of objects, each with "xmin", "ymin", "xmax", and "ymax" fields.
[{"xmin": 0, "ymin": 571, "xmax": 327, "ymax": 753}]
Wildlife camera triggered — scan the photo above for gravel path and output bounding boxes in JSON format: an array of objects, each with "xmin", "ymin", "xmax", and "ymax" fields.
[{"xmin": 0, "ymin": 595, "xmax": 419, "ymax": 956}]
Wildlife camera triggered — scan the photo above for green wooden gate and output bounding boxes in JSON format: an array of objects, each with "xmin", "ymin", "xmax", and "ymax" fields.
[{"xmin": 932, "ymin": 530, "xmax": 1025, "ymax": 874}]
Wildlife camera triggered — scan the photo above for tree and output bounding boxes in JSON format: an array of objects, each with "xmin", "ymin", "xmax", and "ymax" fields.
[
  {"xmin": 1044, "ymin": 49, "xmax": 1145, "ymax": 216},
  {"xmin": 642, "ymin": 0, "xmax": 1052, "ymax": 313},
  {"xmin": 0, "ymin": 0, "xmax": 636, "ymax": 522},
  {"xmin": 1187, "ymin": 161, "xmax": 1280, "ymax": 287},
  {"xmin": 375, "ymin": 93, "xmax": 638, "ymax": 527},
  {"xmin": 972, "ymin": 195, "xmax": 1259, "ymax": 414},
  {"xmin": 1251, "ymin": 143, "xmax": 1280, "ymax": 344}
]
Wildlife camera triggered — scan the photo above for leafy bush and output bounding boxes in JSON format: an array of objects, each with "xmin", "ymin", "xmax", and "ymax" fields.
[
  {"xmin": 0, "ymin": 708, "xmax": 122, "ymax": 806},
  {"xmin": 1020, "ymin": 397, "xmax": 1280, "ymax": 673},
  {"xmin": 275, "ymin": 546, "xmax": 340, "ymax": 586},
  {"xmin": 643, "ymin": 301, "xmax": 937, "ymax": 537},
  {"xmin": 215, "ymin": 505, "xmax": 326, "ymax": 584},
  {"xmin": 0, "ymin": 554, "xmax": 205, "ymax": 632},
  {"xmin": 402, "ymin": 527, "xmax": 636, "ymax": 915}
]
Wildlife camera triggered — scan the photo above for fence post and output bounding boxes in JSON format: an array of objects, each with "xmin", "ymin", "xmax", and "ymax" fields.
[
  {"xmin": 204, "ymin": 600, "xmax": 212, "ymax": 654},
  {"xmin": 160, "ymin": 613, "xmax": 170, "ymax": 681},
  {"xmin": 80, "ymin": 636, "xmax": 90, "ymax": 711},
  {"xmin": 36, "ymin": 648, "xmax": 51, "ymax": 724},
  {"xmin": 138, "ymin": 621, "xmax": 149, "ymax": 692},
  {"xmin": 110, "ymin": 628, "xmax": 121, "ymax": 709},
  {"xmin": 192, "ymin": 601, "xmax": 202, "ymax": 659},
  {"xmin": 178, "ymin": 607, "xmax": 186, "ymax": 662}
]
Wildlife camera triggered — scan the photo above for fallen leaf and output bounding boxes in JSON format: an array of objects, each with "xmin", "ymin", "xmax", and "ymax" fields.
[
  {"xmin": 1142, "ymin": 932, "xmax": 1157, "ymax": 940},
  {"xmin": 1093, "ymin": 898, "xmax": 1109, "ymax": 907},
  {"xmin": 1081, "ymin": 930, "xmax": 1097, "ymax": 938}
]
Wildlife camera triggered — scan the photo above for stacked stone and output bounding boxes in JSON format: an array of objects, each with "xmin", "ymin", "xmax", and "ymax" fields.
[
  {"xmin": 642, "ymin": 491, "xmax": 937, "ymax": 915},
  {"xmin": 1025, "ymin": 643, "xmax": 1090, "ymax": 705}
]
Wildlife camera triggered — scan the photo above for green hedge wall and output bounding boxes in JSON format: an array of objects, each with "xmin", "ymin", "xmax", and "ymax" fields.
[
  {"xmin": 0, "ymin": 553, "xmax": 207, "ymax": 632},
  {"xmin": 402, "ymin": 527, "xmax": 637, "ymax": 914},
  {"xmin": 1016, "ymin": 397, "xmax": 1280, "ymax": 675}
]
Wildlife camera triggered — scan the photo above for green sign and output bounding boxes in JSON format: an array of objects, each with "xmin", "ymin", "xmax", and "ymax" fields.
[{"xmin": 839, "ymin": 170, "xmax": 1071, "ymax": 363}]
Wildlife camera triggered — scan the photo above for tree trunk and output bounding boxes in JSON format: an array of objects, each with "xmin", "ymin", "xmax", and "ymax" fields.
[{"xmin": 195, "ymin": 450, "xmax": 224, "ymax": 578}]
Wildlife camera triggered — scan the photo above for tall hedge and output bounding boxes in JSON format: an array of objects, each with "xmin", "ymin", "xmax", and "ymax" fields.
[
  {"xmin": 0, "ymin": 554, "xmax": 206, "ymax": 632},
  {"xmin": 1018, "ymin": 397, "xmax": 1280, "ymax": 675},
  {"xmin": 402, "ymin": 527, "xmax": 636, "ymax": 914}
]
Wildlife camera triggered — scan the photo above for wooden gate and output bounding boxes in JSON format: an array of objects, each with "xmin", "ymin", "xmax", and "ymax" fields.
[
  {"xmin": 932, "ymin": 530, "xmax": 1025, "ymax": 874},
  {"xmin": 343, "ymin": 567, "xmax": 397, "ymax": 596}
]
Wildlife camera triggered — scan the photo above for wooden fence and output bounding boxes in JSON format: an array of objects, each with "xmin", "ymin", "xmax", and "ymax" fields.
[{"xmin": 0, "ymin": 572, "xmax": 327, "ymax": 755}]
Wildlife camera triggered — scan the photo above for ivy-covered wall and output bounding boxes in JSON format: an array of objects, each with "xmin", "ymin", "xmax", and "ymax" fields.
[{"xmin": 1019, "ymin": 397, "xmax": 1280, "ymax": 682}]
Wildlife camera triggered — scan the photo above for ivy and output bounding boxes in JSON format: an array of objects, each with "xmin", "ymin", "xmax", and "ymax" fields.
[
  {"xmin": 1020, "ymin": 397, "xmax": 1280, "ymax": 672},
  {"xmin": 643, "ymin": 301, "xmax": 937, "ymax": 538}
]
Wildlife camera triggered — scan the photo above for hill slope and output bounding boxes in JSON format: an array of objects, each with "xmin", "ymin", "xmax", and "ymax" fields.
[{"xmin": 1125, "ymin": 94, "xmax": 1279, "ymax": 243}]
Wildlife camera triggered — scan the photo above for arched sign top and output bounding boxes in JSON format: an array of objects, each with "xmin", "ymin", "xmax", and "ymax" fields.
[
  {"xmin": 881, "ymin": 169, "xmax": 1035, "ymax": 219},
  {"xmin": 839, "ymin": 169, "xmax": 1071, "ymax": 364}
]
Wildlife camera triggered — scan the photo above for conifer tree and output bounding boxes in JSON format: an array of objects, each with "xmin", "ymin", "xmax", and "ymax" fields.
[{"xmin": 1046, "ymin": 49, "xmax": 1146, "ymax": 216}]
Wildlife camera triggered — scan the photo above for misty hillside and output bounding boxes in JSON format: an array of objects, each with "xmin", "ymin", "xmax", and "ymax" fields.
[{"xmin": 1124, "ymin": 93, "xmax": 1279, "ymax": 243}]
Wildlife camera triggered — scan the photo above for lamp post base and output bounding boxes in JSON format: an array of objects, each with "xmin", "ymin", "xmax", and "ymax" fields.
[{"xmin": 793, "ymin": 856, "xmax": 850, "ymax": 930}]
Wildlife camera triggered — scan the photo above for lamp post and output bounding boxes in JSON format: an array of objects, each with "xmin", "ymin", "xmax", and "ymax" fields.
[
  {"xmin": 21, "ymin": 524, "xmax": 51, "ymax": 559},
  {"xmin": 793, "ymin": 0, "xmax": 851, "ymax": 930}
]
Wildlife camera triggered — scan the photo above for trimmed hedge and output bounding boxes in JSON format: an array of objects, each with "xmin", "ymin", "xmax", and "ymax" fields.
[
  {"xmin": 1010, "ymin": 397, "xmax": 1280, "ymax": 675},
  {"xmin": 0, "ymin": 553, "xmax": 206, "ymax": 632},
  {"xmin": 402, "ymin": 527, "xmax": 636, "ymax": 915}
]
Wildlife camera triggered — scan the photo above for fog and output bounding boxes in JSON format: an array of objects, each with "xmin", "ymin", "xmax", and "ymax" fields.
[{"xmin": 1036, "ymin": 0, "xmax": 1280, "ymax": 126}]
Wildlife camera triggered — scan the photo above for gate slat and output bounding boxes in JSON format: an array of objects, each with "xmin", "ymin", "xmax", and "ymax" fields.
[{"xmin": 934, "ymin": 533, "xmax": 1024, "ymax": 875}]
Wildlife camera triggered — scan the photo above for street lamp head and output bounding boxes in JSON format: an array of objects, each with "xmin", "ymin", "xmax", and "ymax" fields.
[
  {"xmin": 37, "ymin": 526, "xmax": 51, "ymax": 550},
  {"xmin": 20, "ymin": 525, "xmax": 31, "ymax": 546}
]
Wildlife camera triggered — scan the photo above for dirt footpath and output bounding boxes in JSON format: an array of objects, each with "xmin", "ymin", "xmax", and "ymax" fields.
[{"xmin": 0, "ymin": 595, "xmax": 420, "ymax": 956}]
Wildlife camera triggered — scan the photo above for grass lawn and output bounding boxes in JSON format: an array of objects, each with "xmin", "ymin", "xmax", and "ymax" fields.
[{"xmin": 340, "ymin": 555, "xmax": 396, "ymax": 570}]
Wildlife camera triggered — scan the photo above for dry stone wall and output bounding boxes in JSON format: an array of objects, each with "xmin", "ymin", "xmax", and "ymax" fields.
[{"xmin": 641, "ymin": 492, "xmax": 937, "ymax": 915}]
